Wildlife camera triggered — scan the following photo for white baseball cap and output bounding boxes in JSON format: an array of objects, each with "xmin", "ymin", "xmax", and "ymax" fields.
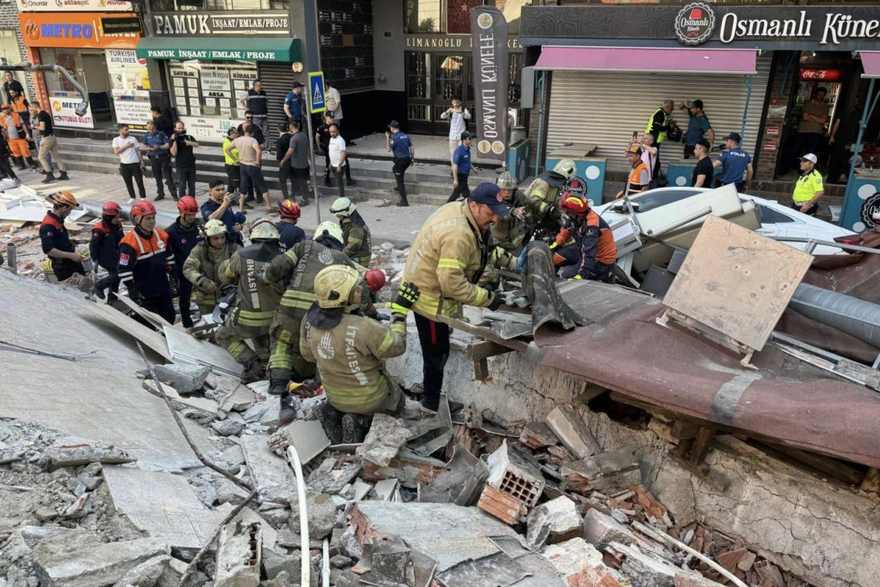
[{"xmin": 800, "ymin": 153, "xmax": 818, "ymax": 164}]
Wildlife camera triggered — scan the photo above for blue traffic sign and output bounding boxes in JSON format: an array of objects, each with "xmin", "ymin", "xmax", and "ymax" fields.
[{"xmin": 309, "ymin": 72, "xmax": 326, "ymax": 114}]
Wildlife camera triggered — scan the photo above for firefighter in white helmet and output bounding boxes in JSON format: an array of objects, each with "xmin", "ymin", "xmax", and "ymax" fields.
[
  {"xmin": 524, "ymin": 158, "xmax": 574, "ymax": 240},
  {"xmin": 183, "ymin": 218, "xmax": 240, "ymax": 318},
  {"xmin": 330, "ymin": 197, "xmax": 372, "ymax": 266}
]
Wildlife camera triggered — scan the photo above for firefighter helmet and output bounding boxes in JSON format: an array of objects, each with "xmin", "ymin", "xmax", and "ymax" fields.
[
  {"xmin": 204, "ymin": 219, "xmax": 227, "ymax": 238},
  {"xmin": 496, "ymin": 171, "xmax": 517, "ymax": 190},
  {"xmin": 279, "ymin": 199, "xmax": 301, "ymax": 220},
  {"xmin": 314, "ymin": 221, "xmax": 344, "ymax": 245},
  {"xmin": 314, "ymin": 265, "xmax": 362, "ymax": 309},
  {"xmin": 560, "ymin": 194, "xmax": 590, "ymax": 217},
  {"xmin": 46, "ymin": 191, "xmax": 78, "ymax": 209},
  {"xmin": 102, "ymin": 201, "xmax": 121, "ymax": 216},
  {"xmin": 553, "ymin": 159, "xmax": 576, "ymax": 180},
  {"xmin": 130, "ymin": 200, "xmax": 156, "ymax": 219},
  {"xmin": 329, "ymin": 197, "xmax": 355, "ymax": 217},
  {"xmin": 250, "ymin": 219, "xmax": 280, "ymax": 241},
  {"xmin": 365, "ymin": 269, "xmax": 386, "ymax": 293},
  {"xmin": 177, "ymin": 195, "xmax": 199, "ymax": 215}
]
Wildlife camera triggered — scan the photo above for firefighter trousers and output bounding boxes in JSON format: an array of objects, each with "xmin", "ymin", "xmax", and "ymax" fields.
[
  {"xmin": 215, "ymin": 309, "xmax": 271, "ymax": 366},
  {"xmin": 267, "ymin": 316, "xmax": 316, "ymax": 384}
]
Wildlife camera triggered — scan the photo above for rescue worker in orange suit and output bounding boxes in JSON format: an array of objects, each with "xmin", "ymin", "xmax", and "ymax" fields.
[
  {"xmin": 0, "ymin": 105, "xmax": 38, "ymax": 171},
  {"xmin": 8, "ymin": 89, "xmax": 31, "ymax": 140},
  {"xmin": 91, "ymin": 201, "xmax": 124, "ymax": 302},
  {"xmin": 165, "ymin": 196, "xmax": 203, "ymax": 328},
  {"xmin": 117, "ymin": 200, "xmax": 177, "ymax": 324},
  {"xmin": 615, "ymin": 145, "xmax": 650, "ymax": 200},
  {"xmin": 552, "ymin": 194, "xmax": 617, "ymax": 281},
  {"xmin": 40, "ymin": 191, "xmax": 85, "ymax": 282}
]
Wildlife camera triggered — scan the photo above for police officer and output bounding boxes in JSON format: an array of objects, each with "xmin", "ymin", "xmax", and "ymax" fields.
[
  {"xmin": 300, "ymin": 266, "xmax": 420, "ymax": 442},
  {"xmin": 403, "ymin": 183, "xmax": 517, "ymax": 414},
  {"xmin": 791, "ymin": 153, "xmax": 824, "ymax": 217},
  {"xmin": 216, "ymin": 220, "xmax": 285, "ymax": 381},
  {"xmin": 276, "ymin": 199, "xmax": 306, "ymax": 253},
  {"xmin": 165, "ymin": 196, "xmax": 202, "ymax": 329},
  {"xmin": 261, "ymin": 221, "xmax": 377, "ymax": 420},
  {"xmin": 524, "ymin": 159, "xmax": 574, "ymax": 240},
  {"xmin": 490, "ymin": 171, "xmax": 530, "ymax": 254},
  {"xmin": 91, "ymin": 201, "xmax": 124, "ymax": 301},
  {"xmin": 386, "ymin": 120, "xmax": 414, "ymax": 207},
  {"xmin": 117, "ymin": 201, "xmax": 176, "ymax": 324},
  {"xmin": 330, "ymin": 197, "xmax": 372, "ymax": 267},
  {"xmin": 183, "ymin": 219, "xmax": 240, "ymax": 319},
  {"xmin": 712, "ymin": 132, "xmax": 753, "ymax": 192},
  {"xmin": 40, "ymin": 191, "xmax": 85, "ymax": 283},
  {"xmin": 552, "ymin": 194, "xmax": 618, "ymax": 282}
]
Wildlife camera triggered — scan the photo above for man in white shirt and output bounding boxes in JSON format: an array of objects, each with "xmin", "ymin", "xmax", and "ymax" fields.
[
  {"xmin": 112, "ymin": 124, "xmax": 146, "ymax": 203},
  {"xmin": 440, "ymin": 97, "xmax": 471, "ymax": 162},
  {"xmin": 328, "ymin": 124, "xmax": 350, "ymax": 198}
]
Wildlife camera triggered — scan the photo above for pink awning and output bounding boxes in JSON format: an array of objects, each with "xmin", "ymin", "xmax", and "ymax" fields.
[
  {"xmin": 861, "ymin": 51, "xmax": 880, "ymax": 79},
  {"xmin": 535, "ymin": 46, "xmax": 758, "ymax": 75}
]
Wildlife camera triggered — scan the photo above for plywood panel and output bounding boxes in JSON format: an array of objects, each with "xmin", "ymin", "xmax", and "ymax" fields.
[{"xmin": 663, "ymin": 215, "xmax": 812, "ymax": 352}]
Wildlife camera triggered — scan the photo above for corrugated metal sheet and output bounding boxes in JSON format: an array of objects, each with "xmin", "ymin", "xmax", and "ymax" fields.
[{"xmin": 545, "ymin": 52, "xmax": 772, "ymax": 174}]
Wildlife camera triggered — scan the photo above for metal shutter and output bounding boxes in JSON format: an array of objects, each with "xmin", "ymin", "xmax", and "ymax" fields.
[
  {"xmin": 258, "ymin": 62, "xmax": 296, "ymax": 145},
  {"xmin": 545, "ymin": 52, "xmax": 772, "ymax": 174}
]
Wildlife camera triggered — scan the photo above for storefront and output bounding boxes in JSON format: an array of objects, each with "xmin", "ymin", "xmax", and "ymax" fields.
[
  {"xmin": 136, "ymin": 12, "xmax": 300, "ymax": 143},
  {"xmin": 18, "ymin": 11, "xmax": 144, "ymax": 130},
  {"xmin": 520, "ymin": 3, "xmax": 880, "ymax": 184}
]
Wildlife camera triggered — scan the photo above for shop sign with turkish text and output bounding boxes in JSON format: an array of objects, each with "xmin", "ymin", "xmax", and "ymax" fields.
[
  {"xmin": 150, "ymin": 12, "xmax": 289, "ymax": 36},
  {"xmin": 16, "ymin": 0, "xmax": 133, "ymax": 13},
  {"xmin": 19, "ymin": 12, "xmax": 139, "ymax": 49},
  {"xmin": 50, "ymin": 91, "xmax": 94, "ymax": 129}
]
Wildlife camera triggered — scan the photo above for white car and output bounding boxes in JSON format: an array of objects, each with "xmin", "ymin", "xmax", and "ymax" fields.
[{"xmin": 594, "ymin": 186, "xmax": 854, "ymax": 256}]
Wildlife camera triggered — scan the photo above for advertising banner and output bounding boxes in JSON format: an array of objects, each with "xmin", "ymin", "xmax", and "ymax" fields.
[
  {"xmin": 49, "ymin": 91, "xmax": 94, "ymax": 128},
  {"xmin": 19, "ymin": 12, "xmax": 140, "ymax": 49},
  {"xmin": 470, "ymin": 7, "xmax": 508, "ymax": 162},
  {"xmin": 179, "ymin": 115, "xmax": 235, "ymax": 144},
  {"xmin": 16, "ymin": 0, "xmax": 133, "ymax": 12}
]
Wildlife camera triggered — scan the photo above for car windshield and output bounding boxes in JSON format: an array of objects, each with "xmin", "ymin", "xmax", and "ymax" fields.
[
  {"xmin": 755, "ymin": 204, "xmax": 796, "ymax": 224},
  {"xmin": 625, "ymin": 189, "xmax": 700, "ymax": 214}
]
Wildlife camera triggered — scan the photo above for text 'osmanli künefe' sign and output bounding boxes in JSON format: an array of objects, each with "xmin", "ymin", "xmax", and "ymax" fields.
[{"xmin": 470, "ymin": 7, "xmax": 508, "ymax": 161}]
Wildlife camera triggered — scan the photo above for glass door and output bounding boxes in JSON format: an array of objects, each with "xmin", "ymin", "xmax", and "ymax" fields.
[
  {"xmin": 406, "ymin": 52, "xmax": 432, "ymax": 134},
  {"xmin": 434, "ymin": 53, "xmax": 469, "ymax": 135}
]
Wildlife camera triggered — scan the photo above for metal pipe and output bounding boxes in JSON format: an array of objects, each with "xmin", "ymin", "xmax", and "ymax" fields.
[
  {"xmin": 741, "ymin": 75, "xmax": 753, "ymax": 140},
  {"xmin": 789, "ymin": 283, "xmax": 880, "ymax": 349},
  {"xmin": 81, "ymin": 202, "xmax": 177, "ymax": 228},
  {"xmin": 286, "ymin": 446, "xmax": 311, "ymax": 587},
  {"xmin": 0, "ymin": 63, "xmax": 89, "ymax": 115},
  {"xmin": 646, "ymin": 206, "xmax": 712, "ymax": 237},
  {"xmin": 6, "ymin": 243, "xmax": 16, "ymax": 275},
  {"xmin": 769, "ymin": 236, "xmax": 880, "ymax": 256},
  {"xmin": 535, "ymin": 71, "xmax": 546, "ymax": 175}
]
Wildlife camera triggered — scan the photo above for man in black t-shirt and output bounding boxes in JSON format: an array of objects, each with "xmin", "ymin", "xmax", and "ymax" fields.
[
  {"xmin": 316, "ymin": 111, "xmax": 334, "ymax": 187},
  {"xmin": 236, "ymin": 111, "xmax": 265, "ymax": 148},
  {"xmin": 239, "ymin": 80, "xmax": 269, "ymax": 149},
  {"xmin": 691, "ymin": 139, "xmax": 715, "ymax": 188},
  {"xmin": 169, "ymin": 120, "xmax": 199, "ymax": 198},
  {"xmin": 2, "ymin": 72, "xmax": 23, "ymax": 106},
  {"xmin": 151, "ymin": 107, "xmax": 174, "ymax": 137},
  {"xmin": 34, "ymin": 103, "xmax": 69, "ymax": 183}
]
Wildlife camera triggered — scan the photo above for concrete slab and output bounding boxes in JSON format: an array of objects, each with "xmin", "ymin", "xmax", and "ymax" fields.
[
  {"xmin": 103, "ymin": 466, "xmax": 228, "ymax": 549},
  {"xmin": 164, "ymin": 326, "xmax": 243, "ymax": 377},
  {"xmin": 282, "ymin": 419, "xmax": 329, "ymax": 466},
  {"xmin": 0, "ymin": 272, "xmax": 196, "ymax": 471},
  {"xmin": 240, "ymin": 433, "xmax": 296, "ymax": 503}
]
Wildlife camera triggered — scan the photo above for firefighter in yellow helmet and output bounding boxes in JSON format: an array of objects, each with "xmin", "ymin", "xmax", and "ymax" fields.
[
  {"xmin": 215, "ymin": 219, "xmax": 284, "ymax": 381},
  {"xmin": 300, "ymin": 265, "xmax": 420, "ymax": 442},
  {"xmin": 39, "ymin": 191, "xmax": 86, "ymax": 283},
  {"xmin": 183, "ymin": 218, "xmax": 240, "ymax": 318},
  {"xmin": 490, "ymin": 171, "xmax": 530, "ymax": 254},
  {"xmin": 524, "ymin": 158, "xmax": 574, "ymax": 240}
]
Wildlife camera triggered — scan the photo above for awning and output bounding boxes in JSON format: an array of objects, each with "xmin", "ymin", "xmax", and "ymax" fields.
[
  {"xmin": 860, "ymin": 51, "xmax": 880, "ymax": 79},
  {"xmin": 135, "ymin": 37, "xmax": 300, "ymax": 63},
  {"xmin": 535, "ymin": 46, "xmax": 757, "ymax": 75}
]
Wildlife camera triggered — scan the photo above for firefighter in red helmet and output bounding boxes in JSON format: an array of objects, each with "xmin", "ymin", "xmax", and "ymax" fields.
[
  {"xmin": 165, "ymin": 195, "xmax": 203, "ymax": 328},
  {"xmin": 276, "ymin": 199, "xmax": 305, "ymax": 253},
  {"xmin": 91, "ymin": 201, "xmax": 124, "ymax": 301}
]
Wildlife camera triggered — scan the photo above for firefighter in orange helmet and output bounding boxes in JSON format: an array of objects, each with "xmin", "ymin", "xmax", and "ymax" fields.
[{"xmin": 40, "ymin": 191, "xmax": 85, "ymax": 282}]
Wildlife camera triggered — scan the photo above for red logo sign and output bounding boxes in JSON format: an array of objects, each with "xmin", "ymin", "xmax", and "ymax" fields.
[{"xmin": 800, "ymin": 69, "xmax": 845, "ymax": 82}]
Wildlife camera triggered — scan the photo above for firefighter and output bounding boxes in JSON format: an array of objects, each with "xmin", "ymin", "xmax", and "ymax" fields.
[
  {"xmin": 40, "ymin": 191, "xmax": 85, "ymax": 282},
  {"xmin": 117, "ymin": 200, "xmax": 176, "ymax": 324},
  {"xmin": 165, "ymin": 196, "xmax": 203, "ymax": 329},
  {"xmin": 216, "ymin": 220, "xmax": 284, "ymax": 381},
  {"xmin": 403, "ymin": 183, "xmax": 517, "ymax": 413},
  {"xmin": 300, "ymin": 266, "xmax": 420, "ymax": 442},
  {"xmin": 183, "ymin": 219, "xmax": 240, "ymax": 319},
  {"xmin": 552, "ymin": 194, "xmax": 617, "ymax": 282},
  {"xmin": 261, "ymin": 221, "xmax": 378, "ymax": 420},
  {"xmin": 524, "ymin": 159, "xmax": 574, "ymax": 241},
  {"xmin": 91, "ymin": 201, "xmax": 124, "ymax": 301},
  {"xmin": 0, "ymin": 105, "xmax": 38, "ymax": 171},
  {"xmin": 330, "ymin": 197, "xmax": 372, "ymax": 266},
  {"xmin": 276, "ymin": 199, "xmax": 306, "ymax": 252},
  {"xmin": 490, "ymin": 171, "xmax": 530, "ymax": 254}
]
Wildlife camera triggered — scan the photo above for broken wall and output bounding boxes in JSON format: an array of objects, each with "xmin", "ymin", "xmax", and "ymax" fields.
[{"xmin": 387, "ymin": 328, "xmax": 880, "ymax": 587}]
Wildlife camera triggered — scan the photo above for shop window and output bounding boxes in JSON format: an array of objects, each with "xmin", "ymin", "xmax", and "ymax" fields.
[
  {"xmin": 149, "ymin": 0, "xmax": 288, "ymax": 11},
  {"xmin": 447, "ymin": 0, "xmax": 481, "ymax": 34},
  {"xmin": 405, "ymin": 0, "xmax": 445, "ymax": 33},
  {"xmin": 169, "ymin": 60, "xmax": 257, "ymax": 122}
]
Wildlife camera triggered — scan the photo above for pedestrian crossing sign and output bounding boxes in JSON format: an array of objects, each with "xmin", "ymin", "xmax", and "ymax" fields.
[{"xmin": 309, "ymin": 72, "xmax": 326, "ymax": 114}]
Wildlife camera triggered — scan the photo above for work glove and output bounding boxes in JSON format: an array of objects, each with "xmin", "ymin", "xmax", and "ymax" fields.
[
  {"xmin": 549, "ymin": 242, "xmax": 559, "ymax": 251},
  {"xmin": 127, "ymin": 286, "xmax": 145, "ymax": 305},
  {"xmin": 488, "ymin": 292, "xmax": 504, "ymax": 311},
  {"xmin": 199, "ymin": 277, "xmax": 219, "ymax": 294},
  {"xmin": 168, "ymin": 272, "xmax": 180, "ymax": 293},
  {"xmin": 392, "ymin": 281, "xmax": 420, "ymax": 315},
  {"xmin": 517, "ymin": 248, "xmax": 529, "ymax": 274},
  {"xmin": 547, "ymin": 205, "xmax": 562, "ymax": 222}
]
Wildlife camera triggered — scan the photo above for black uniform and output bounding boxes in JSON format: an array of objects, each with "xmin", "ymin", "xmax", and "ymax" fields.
[
  {"xmin": 90, "ymin": 218, "xmax": 124, "ymax": 301},
  {"xmin": 165, "ymin": 217, "xmax": 203, "ymax": 328},
  {"xmin": 40, "ymin": 211, "xmax": 84, "ymax": 282}
]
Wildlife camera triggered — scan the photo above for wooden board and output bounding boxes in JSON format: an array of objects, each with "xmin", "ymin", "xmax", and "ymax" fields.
[{"xmin": 662, "ymin": 215, "xmax": 812, "ymax": 352}]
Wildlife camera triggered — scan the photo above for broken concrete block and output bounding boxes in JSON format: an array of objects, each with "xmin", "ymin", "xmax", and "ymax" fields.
[
  {"xmin": 613, "ymin": 542, "xmax": 681, "ymax": 587},
  {"xmin": 240, "ymin": 433, "xmax": 296, "ymax": 503},
  {"xmin": 369, "ymin": 538, "xmax": 414, "ymax": 584},
  {"xmin": 33, "ymin": 532, "xmax": 169, "ymax": 587},
  {"xmin": 672, "ymin": 573, "xmax": 726, "ymax": 587},
  {"xmin": 526, "ymin": 496, "xmax": 582, "ymax": 548},
  {"xmin": 212, "ymin": 418, "xmax": 246, "ymax": 437},
  {"xmin": 562, "ymin": 449, "xmax": 641, "ymax": 495},
  {"xmin": 215, "ymin": 522, "xmax": 262, "ymax": 587},
  {"xmin": 41, "ymin": 441, "xmax": 135, "ymax": 470},
  {"xmin": 111, "ymin": 555, "xmax": 169, "ymax": 587},
  {"xmin": 356, "ymin": 414, "xmax": 411, "ymax": 468},
  {"xmin": 156, "ymin": 558, "xmax": 188, "ymax": 587},
  {"xmin": 34, "ymin": 506, "xmax": 58, "ymax": 522},
  {"xmin": 19, "ymin": 525, "xmax": 67, "ymax": 549},
  {"xmin": 519, "ymin": 421, "xmax": 559, "ymax": 450},
  {"xmin": 583, "ymin": 509, "xmax": 639, "ymax": 550},
  {"xmin": 570, "ymin": 565, "xmax": 634, "ymax": 587},
  {"xmin": 61, "ymin": 493, "xmax": 91, "ymax": 519},
  {"xmin": 545, "ymin": 405, "xmax": 600, "ymax": 459},
  {"xmin": 282, "ymin": 419, "xmax": 330, "ymax": 466},
  {"xmin": 486, "ymin": 440, "xmax": 545, "ymax": 508},
  {"xmin": 262, "ymin": 548, "xmax": 301, "ymax": 581},
  {"xmin": 154, "ymin": 363, "xmax": 210, "ymax": 394},
  {"xmin": 541, "ymin": 538, "xmax": 604, "ymax": 579},
  {"xmin": 290, "ymin": 492, "xmax": 337, "ymax": 540},
  {"xmin": 214, "ymin": 376, "xmax": 257, "ymax": 412},
  {"xmin": 477, "ymin": 484, "xmax": 528, "ymax": 525},
  {"xmin": 338, "ymin": 526, "xmax": 363, "ymax": 560}
]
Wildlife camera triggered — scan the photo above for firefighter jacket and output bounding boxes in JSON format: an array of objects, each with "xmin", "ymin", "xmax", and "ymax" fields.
[
  {"xmin": 403, "ymin": 201, "xmax": 516, "ymax": 319},
  {"xmin": 220, "ymin": 242, "xmax": 284, "ymax": 329},
  {"xmin": 300, "ymin": 312, "xmax": 406, "ymax": 414},
  {"xmin": 89, "ymin": 219, "xmax": 123, "ymax": 272},
  {"xmin": 490, "ymin": 190, "xmax": 531, "ymax": 252},
  {"xmin": 261, "ymin": 239, "xmax": 374, "ymax": 325},
  {"xmin": 524, "ymin": 172, "xmax": 566, "ymax": 232},
  {"xmin": 165, "ymin": 218, "xmax": 203, "ymax": 278},
  {"xmin": 183, "ymin": 241, "xmax": 240, "ymax": 307},
  {"xmin": 340, "ymin": 212, "xmax": 372, "ymax": 266},
  {"xmin": 117, "ymin": 227, "xmax": 174, "ymax": 298},
  {"xmin": 555, "ymin": 209, "xmax": 618, "ymax": 272}
]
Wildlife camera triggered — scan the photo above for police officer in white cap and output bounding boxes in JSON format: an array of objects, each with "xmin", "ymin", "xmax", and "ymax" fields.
[{"xmin": 792, "ymin": 153, "xmax": 824, "ymax": 216}]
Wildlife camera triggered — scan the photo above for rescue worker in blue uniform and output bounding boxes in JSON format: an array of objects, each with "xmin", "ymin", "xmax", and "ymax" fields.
[
  {"xmin": 165, "ymin": 195, "xmax": 203, "ymax": 328},
  {"xmin": 40, "ymin": 191, "xmax": 85, "ymax": 282},
  {"xmin": 91, "ymin": 200, "xmax": 124, "ymax": 301},
  {"xmin": 276, "ymin": 199, "xmax": 306, "ymax": 252}
]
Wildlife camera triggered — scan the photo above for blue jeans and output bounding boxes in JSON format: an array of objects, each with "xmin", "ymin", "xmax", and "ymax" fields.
[{"xmin": 35, "ymin": 137, "xmax": 54, "ymax": 172}]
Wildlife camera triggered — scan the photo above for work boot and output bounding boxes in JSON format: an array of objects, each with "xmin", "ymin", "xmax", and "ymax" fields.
[
  {"xmin": 241, "ymin": 356, "xmax": 264, "ymax": 383},
  {"xmin": 58, "ymin": 171, "xmax": 69, "ymax": 181},
  {"xmin": 397, "ymin": 197, "xmax": 409, "ymax": 207},
  {"xmin": 154, "ymin": 194, "xmax": 166, "ymax": 202},
  {"xmin": 13, "ymin": 157, "xmax": 25, "ymax": 171},
  {"xmin": 347, "ymin": 178, "xmax": 357, "ymax": 187},
  {"xmin": 94, "ymin": 281, "xmax": 106, "ymax": 300},
  {"xmin": 323, "ymin": 176, "xmax": 333, "ymax": 187},
  {"xmin": 42, "ymin": 173, "xmax": 56, "ymax": 184},
  {"xmin": 341, "ymin": 413, "xmax": 371, "ymax": 444},
  {"xmin": 420, "ymin": 397, "xmax": 464, "ymax": 416},
  {"xmin": 317, "ymin": 402, "xmax": 344, "ymax": 444},
  {"xmin": 268, "ymin": 373, "xmax": 290, "ymax": 396},
  {"xmin": 26, "ymin": 157, "xmax": 39, "ymax": 171},
  {"xmin": 279, "ymin": 395, "xmax": 297, "ymax": 425}
]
